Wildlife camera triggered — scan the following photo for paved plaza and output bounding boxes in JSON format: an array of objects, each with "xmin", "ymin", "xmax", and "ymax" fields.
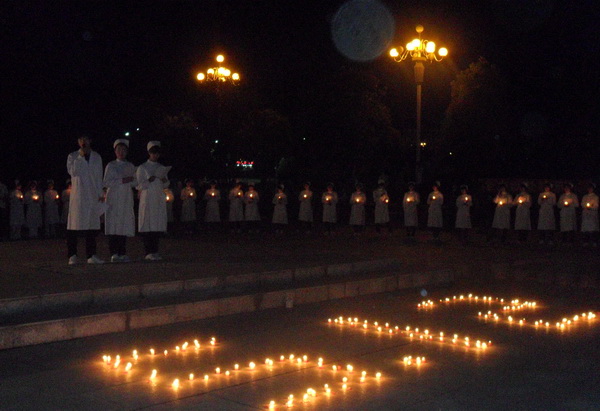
[{"xmin": 0, "ymin": 285, "xmax": 599, "ymax": 410}]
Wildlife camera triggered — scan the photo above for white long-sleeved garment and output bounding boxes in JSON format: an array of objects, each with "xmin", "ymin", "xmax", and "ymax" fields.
[
  {"xmin": 228, "ymin": 188, "xmax": 244, "ymax": 222},
  {"xmin": 513, "ymin": 192, "xmax": 532, "ymax": 230},
  {"xmin": 244, "ymin": 190, "xmax": 260, "ymax": 221},
  {"xmin": 298, "ymin": 190, "xmax": 313, "ymax": 222},
  {"xmin": 537, "ymin": 192, "xmax": 556, "ymax": 230},
  {"xmin": 180, "ymin": 187, "xmax": 197, "ymax": 222},
  {"xmin": 403, "ymin": 191, "xmax": 419, "ymax": 227},
  {"xmin": 455, "ymin": 194, "xmax": 472, "ymax": 229},
  {"xmin": 558, "ymin": 192, "xmax": 579, "ymax": 232},
  {"xmin": 103, "ymin": 159, "xmax": 136, "ymax": 236},
  {"xmin": 581, "ymin": 193, "xmax": 599, "ymax": 232},
  {"xmin": 272, "ymin": 193, "xmax": 288, "ymax": 224},
  {"xmin": 66, "ymin": 150, "xmax": 104, "ymax": 230},
  {"xmin": 204, "ymin": 189, "xmax": 221, "ymax": 222},
  {"xmin": 349, "ymin": 191, "xmax": 366, "ymax": 226},
  {"xmin": 322, "ymin": 192, "xmax": 338, "ymax": 223},
  {"xmin": 492, "ymin": 193, "xmax": 513, "ymax": 229},
  {"xmin": 373, "ymin": 188, "xmax": 390, "ymax": 224},
  {"xmin": 427, "ymin": 191, "xmax": 444, "ymax": 228},
  {"xmin": 44, "ymin": 189, "xmax": 60, "ymax": 225},
  {"xmin": 136, "ymin": 160, "xmax": 169, "ymax": 233}
]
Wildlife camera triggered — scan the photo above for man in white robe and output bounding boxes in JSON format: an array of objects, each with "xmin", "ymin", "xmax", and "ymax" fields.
[{"xmin": 66, "ymin": 136, "xmax": 104, "ymax": 264}]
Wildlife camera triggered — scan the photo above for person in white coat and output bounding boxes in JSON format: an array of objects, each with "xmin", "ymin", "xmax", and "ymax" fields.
[
  {"xmin": 513, "ymin": 183, "xmax": 532, "ymax": 243},
  {"xmin": 180, "ymin": 179, "xmax": 197, "ymax": 234},
  {"xmin": 164, "ymin": 187, "xmax": 175, "ymax": 226},
  {"xmin": 204, "ymin": 181, "xmax": 221, "ymax": 226},
  {"xmin": 537, "ymin": 183, "xmax": 556, "ymax": 244},
  {"xmin": 491, "ymin": 185, "xmax": 513, "ymax": 243},
  {"xmin": 373, "ymin": 181, "xmax": 390, "ymax": 234},
  {"xmin": 322, "ymin": 183, "xmax": 338, "ymax": 234},
  {"xmin": 272, "ymin": 184, "xmax": 288, "ymax": 233},
  {"xmin": 66, "ymin": 135, "xmax": 105, "ymax": 264},
  {"xmin": 455, "ymin": 185, "xmax": 472, "ymax": 244},
  {"xmin": 349, "ymin": 184, "xmax": 366, "ymax": 233},
  {"xmin": 9, "ymin": 181, "xmax": 24, "ymax": 240},
  {"xmin": 136, "ymin": 141, "xmax": 170, "ymax": 260},
  {"xmin": 103, "ymin": 139, "xmax": 136, "ymax": 262},
  {"xmin": 558, "ymin": 183, "xmax": 579, "ymax": 244},
  {"xmin": 24, "ymin": 181, "xmax": 42, "ymax": 239},
  {"xmin": 22, "ymin": 181, "xmax": 42, "ymax": 239},
  {"xmin": 580, "ymin": 183, "xmax": 598, "ymax": 247},
  {"xmin": 60, "ymin": 180, "xmax": 71, "ymax": 233},
  {"xmin": 403, "ymin": 182, "xmax": 420, "ymax": 238},
  {"xmin": 43, "ymin": 180, "xmax": 60, "ymax": 238},
  {"xmin": 244, "ymin": 183, "xmax": 260, "ymax": 232},
  {"xmin": 427, "ymin": 182, "xmax": 444, "ymax": 241},
  {"xmin": 228, "ymin": 182, "xmax": 244, "ymax": 232},
  {"xmin": 298, "ymin": 182, "xmax": 313, "ymax": 232}
]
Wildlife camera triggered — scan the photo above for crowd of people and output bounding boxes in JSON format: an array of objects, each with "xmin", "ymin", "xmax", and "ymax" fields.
[{"xmin": 0, "ymin": 137, "xmax": 598, "ymax": 265}]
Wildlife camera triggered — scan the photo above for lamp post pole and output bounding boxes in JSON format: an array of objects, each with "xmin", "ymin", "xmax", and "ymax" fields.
[{"xmin": 389, "ymin": 25, "xmax": 447, "ymax": 184}]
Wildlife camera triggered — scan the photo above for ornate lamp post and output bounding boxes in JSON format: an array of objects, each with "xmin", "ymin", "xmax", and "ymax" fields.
[
  {"xmin": 389, "ymin": 25, "xmax": 448, "ymax": 183},
  {"xmin": 196, "ymin": 54, "xmax": 240, "ymax": 84}
]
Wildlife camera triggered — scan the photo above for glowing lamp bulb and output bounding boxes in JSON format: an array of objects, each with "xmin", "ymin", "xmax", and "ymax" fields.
[
  {"xmin": 216, "ymin": 54, "xmax": 224, "ymax": 63},
  {"xmin": 189, "ymin": 373, "xmax": 194, "ymax": 380},
  {"xmin": 376, "ymin": 372, "xmax": 382, "ymax": 379},
  {"xmin": 425, "ymin": 41, "xmax": 436, "ymax": 53},
  {"xmin": 172, "ymin": 379, "xmax": 179, "ymax": 389},
  {"xmin": 150, "ymin": 369, "xmax": 157, "ymax": 379},
  {"xmin": 390, "ymin": 48, "xmax": 400, "ymax": 58},
  {"xmin": 438, "ymin": 47, "xmax": 448, "ymax": 57}
]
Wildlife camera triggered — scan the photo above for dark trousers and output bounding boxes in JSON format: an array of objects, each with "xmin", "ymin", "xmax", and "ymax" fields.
[
  {"xmin": 67, "ymin": 229, "xmax": 98, "ymax": 258},
  {"xmin": 108, "ymin": 235, "xmax": 127, "ymax": 256},
  {"xmin": 142, "ymin": 232, "xmax": 160, "ymax": 254},
  {"xmin": 406, "ymin": 226, "xmax": 416, "ymax": 237},
  {"xmin": 431, "ymin": 227, "xmax": 441, "ymax": 239}
]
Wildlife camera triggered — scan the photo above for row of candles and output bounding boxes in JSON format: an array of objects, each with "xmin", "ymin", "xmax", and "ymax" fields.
[
  {"xmin": 477, "ymin": 311, "xmax": 597, "ymax": 330},
  {"xmin": 328, "ymin": 317, "xmax": 491, "ymax": 350},
  {"xmin": 12, "ymin": 193, "xmax": 58, "ymax": 201}
]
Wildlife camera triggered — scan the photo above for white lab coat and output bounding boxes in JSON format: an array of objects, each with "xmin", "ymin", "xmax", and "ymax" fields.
[
  {"xmin": 492, "ymin": 193, "xmax": 513, "ymax": 229},
  {"xmin": 136, "ymin": 160, "xmax": 169, "ymax": 233},
  {"xmin": 164, "ymin": 189, "xmax": 174, "ymax": 222},
  {"xmin": 24, "ymin": 190, "xmax": 43, "ymax": 230},
  {"xmin": 349, "ymin": 192, "xmax": 366, "ymax": 225},
  {"xmin": 228, "ymin": 188, "xmax": 244, "ymax": 222},
  {"xmin": 581, "ymin": 193, "xmax": 599, "ymax": 232},
  {"xmin": 180, "ymin": 187, "xmax": 197, "ymax": 222},
  {"xmin": 537, "ymin": 192, "xmax": 556, "ymax": 230},
  {"xmin": 427, "ymin": 191, "xmax": 444, "ymax": 228},
  {"xmin": 244, "ymin": 190, "xmax": 260, "ymax": 221},
  {"xmin": 204, "ymin": 189, "xmax": 221, "ymax": 222},
  {"xmin": 103, "ymin": 159, "xmax": 136, "ymax": 236},
  {"xmin": 513, "ymin": 192, "xmax": 532, "ymax": 230},
  {"xmin": 322, "ymin": 192, "xmax": 338, "ymax": 223},
  {"xmin": 44, "ymin": 189, "xmax": 60, "ymax": 225},
  {"xmin": 558, "ymin": 192, "xmax": 579, "ymax": 232},
  {"xmin": 10, "ymin": 190, "xmax": 24, "ymax": 226},
  {"xmin": 272, "ymin": 193, "xmax": 288, "ymax": 224},
  {"xmin": 298, "ymin": 190, "xmax": 313, "ymax": 222},
  {"xmin": 455, "ymin": 194, "xmax": 472, "ymax": 229},
  {"xmin": 403, "ymin": 191, "xmax": 419, "ymax": 227},
  {"xmin": 373, "ymin": 188, "xmax": 390, "ymax": 224},
  {"xmin": 66, "ymin": 150, "xmax": 104, "ymax": 230}
]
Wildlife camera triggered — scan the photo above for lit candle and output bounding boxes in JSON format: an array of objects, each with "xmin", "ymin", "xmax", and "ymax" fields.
[
  {"xmin": 32, "ymin": 194, "xmax": 39, "ymax": 201},
  {"xmin": 499, "ymin": 200, "xmax": 503, "ymax": 206},
  {"xmin": 543, "ymin": 194, "xmax": 547, "ymax": 199},
  {"xmin": 172, "ymin": 379, "xmax": 179, "ymax": 389},
  {"xmin": 189, "ymin": 373, "xmax": 194, "ymax": 380},
  {"xmin": 150, "ymin": 348, "xmax": 155, "ymax": 355},
  {"xmin": 165, "ymin": 194, "xmax": 171, "ymax": 202},
  {"xmin": 564, "ymin": 201, "xmax": 569, "ymax": 206},
  {"xmin": 432, "ymin": 195, "xmax": 436, "ymax": 200},
  {"xmin": 518, "ymin": 197, "xmax": 523, "ymax": 204},
  {"xmin": 211, "ymin": 191, "xmax": 215, "ymax": 197},
  {"xmin": 189, "ymin": 191, "xmax": 194, "ymax": 198},
  {"xmin": 586, "ymin": 202, "xmax": 591, "ymax": 208},
  {"xmin": 237, "ymin": 191, "xmax": 242, "ymax": 197},
  {"xmin": 55, "ymin": 194, "xmax": 59, "ymax": 200},
  {"xmin": 303, "ymin": 194, "xmax": 307, "ymax": 198},
  {"xmin": 125, "ymin": 362, "xmax": 132, "ymax": 371},
  {"xmin": 150, "ymin": 369, "xmax": 157, "ymax": 379}
]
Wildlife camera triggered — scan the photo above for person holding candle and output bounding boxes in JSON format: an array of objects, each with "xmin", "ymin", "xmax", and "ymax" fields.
[
  {"xmin": 180, "ymin": 178, "xmax": 197, "ymax": 235},
  {"xmin": 373, "ymin": 180, "xmax": 390, "ymax": 234},
  {"xmin": 66, "ymin": 135, "xmax": 105, "ymax": 264},
  {"xmin": 427, "ymin": 181, "xmax": 444, "ymax": 241},
  {"xmin": 103, "ymin": 139, "xmax": 137, "ymax": 263},
  {"xmin": 349, "ymin": 184, "xmax": 366, "ymax": 234},
  {"xmin": 513, "ymin": 183, "xmax": 532, "ymax": 243},
  {"xmin": 164, "ymin": 186, "xmax": 175, "ymax": 227},
  {"xmin": 580, "ymin": 183, "xmax": 599, "ymax": 247},
  {"xmin": 298, "ymin": 182, "xmax": 313, "ymax": 232},
  {"xmin": 403, "ymin": 182, "xmax": 420, "ymax": 239},
  {"xmin": 558, "ymin": 183, "xmax": 579, "ymax": 244},
  {"xmin": 272, "ymin": 184, "xmax": 288, "ymax": 234},
  {"xmin": 60, "ymin": 179, "xmax": 71, "ymax": 236},
  {"xmin": 491, "ymin": 184, "xmax": 512, "ymax": 243},
  {"xmin": 24, "ymin": 181, "xmax": 43, "ymax": 239},
  {"xmin": 9, "ymin": 180, "xmax": 24, "ymax": 240},
  {"xmin": 322, "ymin": 183, "xmax": 338, "ymax": 235},
  {"xmin": 204, "ymin": 180, "xmax": 221, "ymax": 227},
  {"xmin": 136, "ymin": 141, "xmax": 170, "ymax": 261},
  {"xmin": 455, "ymin": 185, "xmax": 472, "ymax": 244},
  {"xmin": 228, "ymin": 181, "xmax": 244, "ymax": 233},
  {"xmin": 244, "ymin": 183, "xmax": 261, "ymax": 232},
  {"xmin": 537, "ymin": 183, "xmax": 556, "ymax": 244},
  {"xmin": 43, "ymin": 180, "xmax": 60, "ymax": 238}
]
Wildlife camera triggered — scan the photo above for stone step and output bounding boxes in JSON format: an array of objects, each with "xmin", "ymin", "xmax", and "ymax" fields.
[{"xmin": 0, "ymin": 267, "xmax": 454, "ymax": 350}]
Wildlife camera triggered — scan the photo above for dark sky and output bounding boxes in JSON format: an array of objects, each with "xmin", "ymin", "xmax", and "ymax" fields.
[{"xmin": 2, "ymin": 0, "xmax": 599, "ymax": 182}]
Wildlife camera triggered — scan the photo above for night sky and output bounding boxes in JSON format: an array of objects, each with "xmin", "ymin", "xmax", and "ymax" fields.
[{"xmin": 2, "ymin": 0, "xmax": 599, "ymax": 184}]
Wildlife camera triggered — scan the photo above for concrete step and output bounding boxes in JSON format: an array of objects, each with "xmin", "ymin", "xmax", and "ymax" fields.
[{"xmin": 0, "ymin": 262, "xmax": 454, "ymax": 349}]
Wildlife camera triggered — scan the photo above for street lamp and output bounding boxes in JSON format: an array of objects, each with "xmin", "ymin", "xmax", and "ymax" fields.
[
  {"xmin": 196, "ymin": 54, "xmax": 240, "ymax": 85},
  {"xmin": 389, "ymin": 25, "xmax": 448, "ymax": 183}
]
